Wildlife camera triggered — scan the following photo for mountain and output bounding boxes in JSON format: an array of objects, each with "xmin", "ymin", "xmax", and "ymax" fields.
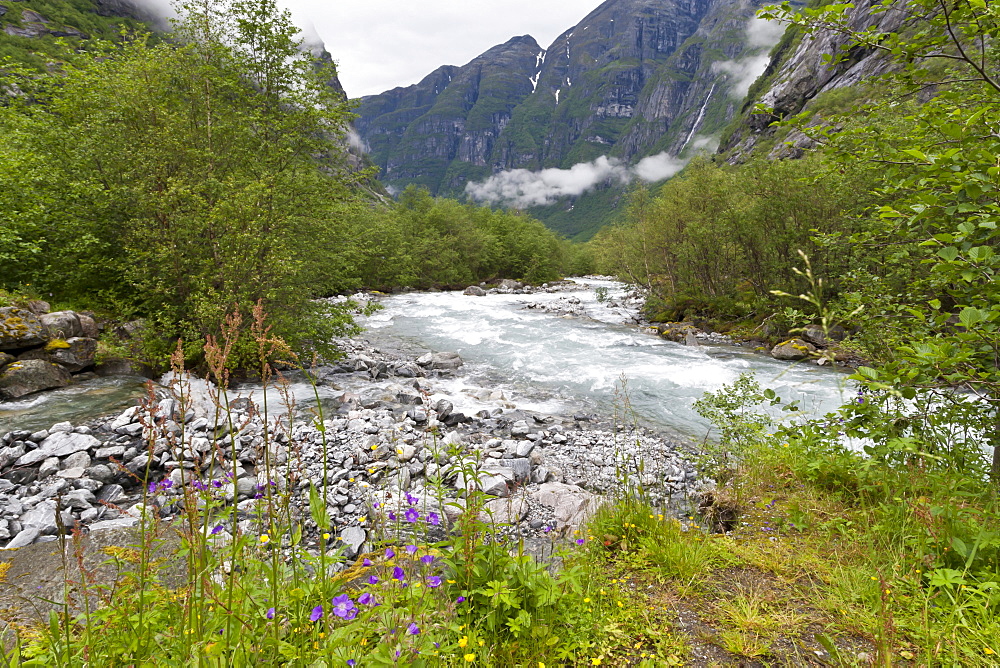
[
  {"xmin": 355, "ymin": 0, "xmax": 781, "ymax": 238},
  {"xmin": 720, "ymin": 0, "xmax": 901, "ymax": 161}
]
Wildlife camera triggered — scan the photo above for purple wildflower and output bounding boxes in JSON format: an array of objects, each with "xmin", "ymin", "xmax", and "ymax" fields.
[
  {"xmin": 161, "ymin": 480, "xmax": 173, "ymax": 490},
  {"xmin": 309, "ymin": 605, "xmax": 324, "ymax": 622},
  {"xmin": 148, "ymin": 481, "xmax": 157, "ymax": 493},
  {"xmin": 427, "ymin": 512, "xmax": 441, "ymax": 526},
  {"xmin": 576, "ymin": 538, "xmax": 585, "ymax": 545},
  {"xmin": 363, "ymin": 558, "xmax": 373, "ymax": 567},
  {"xmin": 331, "ymin": 594, "xmax": 357, "ymax": 620},
  {"xmin": 456, "ymin": 596, "xmax": 466, "ymax": 604},
  {"xmin": 405, "ymin": 544, "xmax": 418, "ymax": 555},
  {"xmin": 367, "ymin": 575, "xmax": 379, "ymax": 585},
  {"xmin": 192, "ymin": 480, "xmax": 208, "ymax": 491},
  {"xmin": 388, "ymin": 511, "xmax": 396, "ymax": 521},
  {"xmin": 266, "ymin": 607, "xmax": 275, "ymax": 619},
  {"xmin": 393, "ymin": 566, "xmax": 406, "ymax": 581},
  {"xmin": 420, "ymin": 554, "xmax": 435, "ymax": 565},
  {"xmin": 405, "ymin": 508, "xmax": 419, "ymax": 523},
  {"xmin": 211, "ymin": 525, "xmax": 224, "ymax": 535},
  {"xmin": 427, "ymin": 576, "xmax": 442, "ymax": 588},
  {"xmin": 358, "ymin": 592, "xmax": 376, "ymax": 606},
  {"xmin": 407, "ymin": 622, "xmax": 420, "ymax": 635},
  {"xmin": 348, "ymin": 661, "xmax": 356, "ymax": 667},
  {"xmin": 406, "ymin": 493, "xmax": 419, "ymax": 506},
  {"xmin": 212, "ymin": 480, "xmax": 223, "ymax": 488},
  {"xmin": 385, "ymin": 547, "xmax": 395, "ymax": 559}
]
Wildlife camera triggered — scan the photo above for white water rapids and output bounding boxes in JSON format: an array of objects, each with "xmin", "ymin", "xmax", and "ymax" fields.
[
  {"xmin": 361, "ymin": 278, "xmax": 855, "ymax": 440},
  {"xmin": 0, "ymin": 279, "xmax": 857, "ymax": 439}
]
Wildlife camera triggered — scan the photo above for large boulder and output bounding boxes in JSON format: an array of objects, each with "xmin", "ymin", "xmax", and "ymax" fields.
[
  {"xmin": 0, "ymin": 359, "xmax": 71, "ymax": 399},
  {"xmin": 0, "ymin": 307, "xmax": 48, "ymax": 350},
  {"xmin": 532, "ymin": 482, "xmax": 602, "ymax": 531},
  {"xmin": 39, "ymin": 311, "xmax": 84, "ymax": 339},
  {"xmin": 463, "ymin": 285, "xmax": 486, "ymax": 296},
  {"xmin": 19, "ymin": 337, "xmax": 98, "ymax": 373},
  {"xmin": 771, "ymin": 338, "xmax": 817, "ymax": 361}
]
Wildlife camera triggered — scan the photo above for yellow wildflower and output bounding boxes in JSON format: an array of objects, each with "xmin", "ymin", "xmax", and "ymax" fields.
[{"xmin": 458, "ymin": 636, "xmax": 468, "ymax": 648}]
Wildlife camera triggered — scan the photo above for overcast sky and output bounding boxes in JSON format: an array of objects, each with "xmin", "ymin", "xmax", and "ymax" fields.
[{"xmin": 280, "ymin": 1, "xmax": 598, "ymax": 97}]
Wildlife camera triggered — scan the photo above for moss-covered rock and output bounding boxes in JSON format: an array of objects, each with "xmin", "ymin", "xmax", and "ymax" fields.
[{"xmin": 20, "ymin": 337, "xmax": 98, "ymax": 373}]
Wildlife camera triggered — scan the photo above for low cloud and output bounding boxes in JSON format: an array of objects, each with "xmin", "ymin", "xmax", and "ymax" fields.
[
  {"xmin": 465, "ymin": 152, "xmax": 687, "ymax": 208},
  {"xmin": 713, "ymin": 17, "xmax": 786, "ymax": 99}
]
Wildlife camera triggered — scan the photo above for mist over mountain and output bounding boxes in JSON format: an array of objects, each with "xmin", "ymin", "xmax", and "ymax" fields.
[{"xmin": 354, "ymin": 0, "xmax": 784, "ymax": 238}]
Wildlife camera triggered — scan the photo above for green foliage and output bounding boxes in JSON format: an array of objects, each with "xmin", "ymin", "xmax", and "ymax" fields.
[
  {"xmin": 346, "ymin": 186, "xmax": 572, "ymax": 290},
  {"xmin": 760, "ymin": 0, "xmax": 1000, "ymax": 481},
  {"xmin": 590, "ymin": 156, "xmax": 876, "ymax": 323}
]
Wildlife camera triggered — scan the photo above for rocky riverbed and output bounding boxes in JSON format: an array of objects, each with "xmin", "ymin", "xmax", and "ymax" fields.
[{"xmin": 0, "ymin": 331, "xmax": 707, "ymax": 560}]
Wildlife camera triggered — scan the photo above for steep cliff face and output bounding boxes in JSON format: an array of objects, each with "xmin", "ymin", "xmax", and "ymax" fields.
[
  {"xmin": 355, "ymin": 36, "xmax": 542, "ymax": 193},
  {"xmin": 721, "ymin": 0, "xmax": 902, "ymax": 160},
  {"xmin": 355, "ymin": 0, "xmax": 775, "ymax": 204}
]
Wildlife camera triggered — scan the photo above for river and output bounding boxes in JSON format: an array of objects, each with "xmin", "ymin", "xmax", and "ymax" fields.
[{"xmin": 0, "ymin": 279, "xmax": 855, "ymax": 439}]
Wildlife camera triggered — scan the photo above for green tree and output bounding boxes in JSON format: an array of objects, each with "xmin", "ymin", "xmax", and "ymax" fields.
[{"xmin": 0, "ymin": 0, "xmax": 362, "ymax": 364}]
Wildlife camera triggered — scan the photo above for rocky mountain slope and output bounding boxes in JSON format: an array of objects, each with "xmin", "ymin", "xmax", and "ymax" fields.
[
  {"xmin": 355, "ymin": 0, "xmax": 778, "ymax": 235},
  {"xmin": 720, "ymin": 0, "xmax": 901, "ymax": 160}
]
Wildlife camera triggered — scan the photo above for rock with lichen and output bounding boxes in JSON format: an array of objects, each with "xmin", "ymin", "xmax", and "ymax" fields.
[
  {"xmin": 770, "ymin": 338, "xmax": 817, "ymax": 361},
  {"xmin": 0, "ymin": 359, "xmax": 71, "ymax": 399},
  {"xmin": 0, "ymin": 307, "xmax": 48, "ymax": 351}
]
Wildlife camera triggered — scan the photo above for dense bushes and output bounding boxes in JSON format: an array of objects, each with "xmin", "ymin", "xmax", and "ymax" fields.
[{"xmin": 589, "ymin": 156, "xmax": 876, "ymax": 323}]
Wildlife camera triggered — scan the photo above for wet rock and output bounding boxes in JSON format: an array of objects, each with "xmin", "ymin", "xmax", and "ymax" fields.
[
  {"xmin": 428, "ymin": 352, "xmax": 463, "ymax": 370},
  {"xmin": 771, "ymin": 338, "xmax": 817, "ymax": 361},
  {"xmin": 0, "ymin": 359, "xmax": 71, "ymax": 400},
  {"xmin": 463, "ymin": 285, "xmax": 487, "ymax": 296}
]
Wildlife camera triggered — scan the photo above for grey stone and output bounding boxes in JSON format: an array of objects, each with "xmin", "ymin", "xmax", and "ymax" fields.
[
  {"xmin": 57, "ymin": 467, "xmax": 86, "ymax": 480},
  {"xmin": 480, "ymin": 496, "xmax": 529, "ymax": 525},
  {"xmin": 20, "ymin": 499, "xmax": 58, "ymax": 535},
  {"xmin": 39, "ymin": 311, "xmax": 84, "ymax": 339},
  {"xmin": 0, "ymin": 359, "xmax": 71, "ymax": 400},
  {"xmin": 61, "ymin": 451, "xmax": 92, "ymax": 470},
  {"xmin": 85, "ymin": 465, "xmax": 116, "ymax": 484},
  {"xmin": 339, "ymin": 526, "xmax": 366, "ymax": 559},
  {"xmin": 463, "ymin": 285, "xmax": 487, "ymax": 296},
  {"xmin": 63, "ymin": 489, "xmax": 95, "ymax": 510},
  {"xmin": 87, "ymin": 517, "xmax": 139, "ymax": 532},
  {"xmin": 531, "ymin": 482, "xmax": 602, "ymax": 530},
  {"xmin": 38, "ymin": 457, "xmax": 60, "ymax": 479},
  {"xmin": 96, "ymin": 484, "xmax": 125, "ymax": 504},
  {"xmin": 498, "ymin": 458, "xmax": 532, "ymax": 483},
  {"xmin": 16, "ymin": 431, "xmax": 100, "ymax": 467},
  {"xmin": 73, "ymin": 478, "xmax": 102, "ymax": 492},
  {"xmin": 50, "ymin": 422, "xmax": 73, "ymax": 433},
  {"xmin": 95, "ymin": 445, "xmax": 125, "ymax": 460},
  {"xmin": 3, "ymin": 526, "xmax": 40, "ymax": 549},
  {"xmin": 510, "ymin": 421, "xmax": 530, "ymax": 438},
  {"xmin": 28, "ymin": 430, "xmax": 48, "ymax": 443},
  {"xmin": 428, "ymin": 352, "xmax": 463, "ymax": 370},
  {"xmin": 515, "ymin": 440, "xmax": 536, "ymax": 457}
]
